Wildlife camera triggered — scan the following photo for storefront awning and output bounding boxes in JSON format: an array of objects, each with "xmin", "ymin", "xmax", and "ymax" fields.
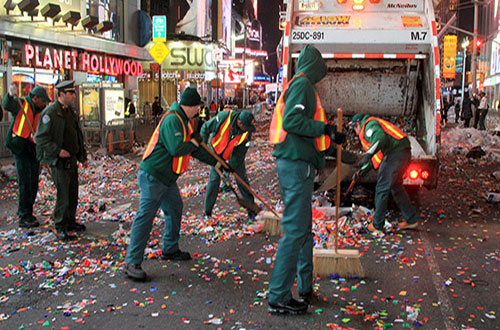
[{"xmin": 0, "ymin": 21, "xmax": 151, "ymax": 61}]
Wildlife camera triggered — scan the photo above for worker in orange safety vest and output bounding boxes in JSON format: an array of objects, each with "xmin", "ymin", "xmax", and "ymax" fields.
[
  {"xmin": 3, "ymin": 84, "xmax": 50, "ymax": 229},
  {"xmin": 351, "ymin": 113, "xmax": 420, "ymax": 234}
]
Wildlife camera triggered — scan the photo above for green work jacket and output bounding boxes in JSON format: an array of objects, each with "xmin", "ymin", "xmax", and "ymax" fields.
[
  {"xmin": 200, "ymin": 110, "xmax": 251, "ymax": 170},
  {"xmin": 140, "ymin": 102, "xmax": 216, "ymax": 186},
  {"xmin": 35, "ymin": 101, "xmax": 87, "ymax": 166}
]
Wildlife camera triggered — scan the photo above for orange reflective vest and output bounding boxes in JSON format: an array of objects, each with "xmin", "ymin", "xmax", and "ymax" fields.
[
  {"xmin": 12, "ymin": 98, "xmax": 39, "ymax": 142},
  {"xmin": 358, "ymin": 117, "xmax": 407, "ymax": 169},
  {"xmin": 269, "ymin": 73, "xmax": 330, "ymax": 151},
  {"xmin": 143, "ymin": 111, "xmax": 193, "ymax": 174},
  {"xmin": 211, "ymin": 111, "xmax": 249, "ymax": 160}
]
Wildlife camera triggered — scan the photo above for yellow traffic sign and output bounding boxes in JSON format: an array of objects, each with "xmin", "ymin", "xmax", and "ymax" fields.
[{"xmin": 149, "ymin": 42, "xmax": 170, "ymax": 64}]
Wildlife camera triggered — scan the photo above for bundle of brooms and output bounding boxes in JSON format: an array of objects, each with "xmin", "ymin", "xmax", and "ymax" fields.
[{"xmin": 313, "ymin": 108, "xmax": 365, "ymax": 278}]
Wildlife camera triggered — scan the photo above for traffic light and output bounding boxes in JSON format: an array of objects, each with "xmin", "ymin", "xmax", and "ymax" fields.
[{"xmin": 475, "ymin": 39, "xmax": 482, "ymax": 55}]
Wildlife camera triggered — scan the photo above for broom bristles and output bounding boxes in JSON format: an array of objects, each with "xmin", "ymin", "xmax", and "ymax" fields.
[
  {"xmin": 313, "ymin": 249, "xmax": 365, "ymax": 278},
  {"xmin": 262, "ymin": 217, "xmax": 282, "ymax": 235}
]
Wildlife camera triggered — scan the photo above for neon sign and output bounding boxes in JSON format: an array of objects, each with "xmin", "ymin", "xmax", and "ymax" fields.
[{"xmin": 24, "ymin": 44, "xmax": 143, "ymax": 77}]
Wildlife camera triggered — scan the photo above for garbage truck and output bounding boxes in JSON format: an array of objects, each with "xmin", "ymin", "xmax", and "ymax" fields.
[{"xmin": 279, "ymin": 0, "xmax": 441, "ymax": 188}]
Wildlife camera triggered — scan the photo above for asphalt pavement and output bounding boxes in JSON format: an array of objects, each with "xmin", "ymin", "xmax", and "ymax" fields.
[{"xmin": 0, "ymin": 120, "xmax": 498, "ymax": 330}]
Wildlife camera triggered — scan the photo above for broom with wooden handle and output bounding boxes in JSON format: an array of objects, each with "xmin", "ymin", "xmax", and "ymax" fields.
[
  {"xmin": 313, "ymin": 108, "xmax": 364, "ymax": 278},
  {"xmin": 199, "ymin": 141, "xmax": 282, "ymax": 234}
]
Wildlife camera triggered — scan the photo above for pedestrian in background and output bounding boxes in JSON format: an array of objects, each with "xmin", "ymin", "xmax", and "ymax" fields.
[
  {"xmin": 124, "ymin": 87, "xmax": 217, "ymax": 282},
  {"xmin": 441, "ymin": 99, "xmax": 448, "ymax": 125},
  {"xmin": 35, "ymin": 81, "xmax": 87, "ymax": 241},
  {"xmin": 268, "ymin": 45, "xmax": 346, "ymax": 315},
  {"xmin": 152, "ymin": 96, "xmax": 162, "ymax": 124},
  {"xmin": 461, "ymin": 93, "xmax": 473, "ymax": 128},
  {"xmin": 3, "ymin": 84, "xmax": 50, "ymax": 228},
  {"xmin": 475, "ymin": 92, "xmax": 488, "ymax": 130},
  {"xmin": 350, "ymin": 114, "xmax": 419, "ymax": 233},
  {"xmin": 454, "ymin": 99, "xmax": 460, "ymax": 123},
  {"xmin": 201, "ymin": 109, "xmax": 256, "ymax": 219},
  {"xmin": 124, "ymin": 97, "xmax": 136, "ymax": 118}
]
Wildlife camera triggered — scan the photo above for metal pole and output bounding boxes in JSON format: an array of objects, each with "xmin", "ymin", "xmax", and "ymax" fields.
[
  {"xmin": 159, "ymin": 64, "xmax": 162, "ymax": 108},
  {"xmin": 216, "ymin": 61, "xmax": 220, "ymax": 109},
  {"xmin": 471, "ymin": 0, "xmax": 479, "ymax": 93},
  {"xmin": 461, "ymin": 48, "xmax": 467, "ymax": 115},
  {"xmin": 243, "ymin": 24, "xmax": 247, "ymax": 108}
]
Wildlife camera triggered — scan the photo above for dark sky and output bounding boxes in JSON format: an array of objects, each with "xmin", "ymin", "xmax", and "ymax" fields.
[{"xmin": 257, "ymin": 0, "xmax": 281, "ymax": 77}]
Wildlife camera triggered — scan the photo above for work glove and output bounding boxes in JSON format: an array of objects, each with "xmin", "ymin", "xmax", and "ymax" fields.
[
  {"xmin": 190, "ymin": 131, "xmax": 203, "ymax": 147},
  {"xmin": 324, "ymin": 124, "xmax": 347, "ymax": 145},
  {"xmin": 355, "ymin": 152, "xmax": 372, "ymax": 168},
  {"xmin": 9, "ymin": 84, "xmax": 18, "ymax": 97},
  {"xmin": 215, "ymin": 162, "xmax": 234, "ymax": 173}
]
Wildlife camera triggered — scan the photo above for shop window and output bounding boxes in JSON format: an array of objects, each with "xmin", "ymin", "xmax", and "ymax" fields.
[{"xmin": 86, "ymin": 0, "xmax": 124, "ymax": 42}]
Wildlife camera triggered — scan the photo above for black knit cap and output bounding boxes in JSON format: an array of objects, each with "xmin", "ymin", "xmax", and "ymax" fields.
[{"xmin": 180, "ymin": 87, "xmax": 202, "ymax": 106}]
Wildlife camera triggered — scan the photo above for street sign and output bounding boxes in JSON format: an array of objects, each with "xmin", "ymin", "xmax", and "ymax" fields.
[
  {"xmin": 149, "ymin": 42, "xmax": 170, "ymax": 64},
  {"xmin": 152, "ymin": 15, "xmax": 166, "ymax": 42}
]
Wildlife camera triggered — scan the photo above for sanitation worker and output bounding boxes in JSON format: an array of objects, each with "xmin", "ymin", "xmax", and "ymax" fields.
[
  {"xmin": 35, "ymin": 81, "xmax": 87, "ymax": 241},
  {"xmin": 3, "ymin": 84, "xmax": 50, "ymax": 229},
  {"xmin": 268, "ymin": 45, "xmax": 346, "ymax": 315},
  {"xmin": 200, "ymin": 109, "xmax": 256, "ymax": 219},
  {"xmin": 124, "ymin": 87, "xmax": 217, "ymax": 282},
  {"xmin": 350, "ymin": 113, "xmax": 420, "ymax": 234}
]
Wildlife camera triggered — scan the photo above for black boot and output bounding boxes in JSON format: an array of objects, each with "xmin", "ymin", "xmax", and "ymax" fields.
[
  {"xmin": 268, "ymin": 298, "xmax": 308, "ymax": 315},
  {"xmin": 67, "ymin": 222, "xmax": 86, "ymax": 232},
  {"xmin": 161, "ymin": 250, "xmax": 192, "ymax": 261},
  {"xmin": 124, "ymin": 263, "xmax": 147, "ymax": 282}
]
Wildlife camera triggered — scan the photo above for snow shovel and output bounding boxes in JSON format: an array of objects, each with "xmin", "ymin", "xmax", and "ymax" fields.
[{"xmin": 212, "ymin": 164, "xmax": 262, "ymax": 214}]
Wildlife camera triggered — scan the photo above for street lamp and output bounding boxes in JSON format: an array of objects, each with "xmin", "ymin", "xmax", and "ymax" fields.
[{"xmin": 460, "ymin": 38, "xmax": 469, "ymax": 116}]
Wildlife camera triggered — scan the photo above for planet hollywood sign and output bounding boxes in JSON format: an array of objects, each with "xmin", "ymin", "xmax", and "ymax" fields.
[{"xmin": 24, "ymin": 44, "xmax": 143, "ymax": 77}]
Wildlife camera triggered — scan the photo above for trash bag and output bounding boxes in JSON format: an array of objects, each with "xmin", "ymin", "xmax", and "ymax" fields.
[{"xmin": 466, "ymin": 146, "xmax": 486, "ymax": 159}]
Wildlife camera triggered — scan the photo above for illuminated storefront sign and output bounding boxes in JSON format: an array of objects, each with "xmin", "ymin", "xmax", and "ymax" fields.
[
  {"xmin": 162, "ymin": 40, "xmax": 216, "ymax": 72},
  {"xmin": 24, "ymin": 44, "xmax": 144, "ymax": 77},
  {"xmin": 295, "ymin": 15, "xmax": 351, "ymax": 27}
]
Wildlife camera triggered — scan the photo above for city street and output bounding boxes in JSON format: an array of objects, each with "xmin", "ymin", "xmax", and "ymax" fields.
[{"xmin": 0, "ymin": 116, "xmax": 499, "ymax": 330}]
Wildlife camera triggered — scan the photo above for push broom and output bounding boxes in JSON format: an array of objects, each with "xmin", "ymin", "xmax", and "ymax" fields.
[
  {"xmin": 199, "ymin": 142, "xmax": 282, "ymax": 234},
  {"xmin": 313, "ymin": 108, "xmax": 364, "ymax": 278}
]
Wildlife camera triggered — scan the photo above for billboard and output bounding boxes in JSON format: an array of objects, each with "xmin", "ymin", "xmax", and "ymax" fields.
[
  {"xmin": 176, "ymin": 0, "xmax": 210, "ymax": 38},
  {"xmin": 218, "ymin": 0, "xmax": 232, "ymax": 51}
]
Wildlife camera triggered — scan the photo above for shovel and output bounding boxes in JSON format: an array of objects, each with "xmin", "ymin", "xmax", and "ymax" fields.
[{"xmin": 213, "ymin": 164, "xmax": 262, "ymax": 214}]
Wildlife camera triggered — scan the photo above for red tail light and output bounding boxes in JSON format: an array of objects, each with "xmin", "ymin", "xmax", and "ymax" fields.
[
  {"xmin": 421, "ymin": 170, "xmax": 430, "ymax": 180},
  {"xmin": 337, "ymin": 0, "xmax": 348, "ymax": 3},
  {"xmin": 409, "ymin": 169, "xmax": 419, "ymax": 180}
]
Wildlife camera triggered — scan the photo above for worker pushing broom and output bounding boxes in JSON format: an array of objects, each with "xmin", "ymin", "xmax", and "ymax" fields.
[{"xmin": 267, "ymin": 45, "xmax": 348, "ymax": 315}]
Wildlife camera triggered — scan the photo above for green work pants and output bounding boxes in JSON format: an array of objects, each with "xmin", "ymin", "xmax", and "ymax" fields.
[
  {"xmin": 126, "ymin": 170, "xmax": 183, "ymax": 264},
  {"xmin": 373, "ymin": 149, "xmax": 418, "ymax": 230},
  {"xmin": 51, "ymin": 165, "xmax": 79, "ymax": 231},
  {"xmin": 204, "ymin": 162, "xmax": 254, "ymax": 215},
  {"xmin": 269, "ymin": 158, "xmax": 315, "ymax": 304},
  {"xmin": 13, "ymin": 153, "xmax": 40, "ymax": 224}
]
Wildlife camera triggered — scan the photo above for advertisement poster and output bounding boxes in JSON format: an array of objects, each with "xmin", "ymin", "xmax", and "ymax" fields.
[
  {"xmin": 103, "ymin": 89, "xmax": 125, "ymax": 124},
  {"xmin": 80, "ymin": 88, "xmax": 100, "ymax": 126},
  {"xmin": 443, "ymin": 35, "xmax": 458, "ymax": 79}
]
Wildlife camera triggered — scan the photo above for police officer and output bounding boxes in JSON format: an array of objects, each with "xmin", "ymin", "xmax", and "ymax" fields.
[
  {"xmin": 35, "ymin": 81, "xmax": 87, "ymax": 240},
  {"xmin": 268, "ymin": 45, "xmax": 346, "ymax": 315},
  {"xmin": 350, "ymin": 113, "xmax": 419, "ymax": 233},
  {"xmin": 200, "ymin": 110, "xmax": 256, "ymax": 219},
  {"xmin": 3, "ymin": 84, "xmax": 50, "ymax": 228}
]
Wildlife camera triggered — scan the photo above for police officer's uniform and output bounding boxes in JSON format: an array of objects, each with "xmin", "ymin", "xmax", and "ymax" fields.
[{"xmin": 35, "ymin": 81, "xmax": 87, "ymax": 238}]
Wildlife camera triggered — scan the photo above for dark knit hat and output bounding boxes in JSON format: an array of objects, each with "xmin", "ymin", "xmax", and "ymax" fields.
[
  {"xmin": 30, "ymin": 86, "xmax": 51, "ymax": 103},
  {"xmin": 351, "ymin": 113, "xmax": 365, "ymax": 125},
  {"xmin": 238, "ymin": 111, "xmax": 255, "ymax": 133},
  {"xmin": 180, "ymin": 87, "xmax": 202, "ymax": 106}
]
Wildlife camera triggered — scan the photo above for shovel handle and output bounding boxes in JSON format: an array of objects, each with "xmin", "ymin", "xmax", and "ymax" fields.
[
  {"xmin": 334, "ymin": 108, "xmax": 343, "ymax": 251},
  {"xmin": 200, "ymin": 141, "xmax": 280, "ymax": 218}
]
